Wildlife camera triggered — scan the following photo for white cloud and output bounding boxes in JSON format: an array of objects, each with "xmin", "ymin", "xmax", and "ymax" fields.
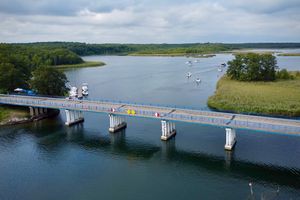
[{"xmin": 0, "ymin": 0, "xmax": 299, "ymax": 43}]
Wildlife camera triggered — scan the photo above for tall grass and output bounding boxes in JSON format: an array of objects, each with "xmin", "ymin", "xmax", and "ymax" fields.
[
  {"xmin": 54, "ymin": 61, "xmax": 105, "ymax": 70},
  {"xmin": 208, "ymin": 74, "xmax": 300, "ymax": 117}
]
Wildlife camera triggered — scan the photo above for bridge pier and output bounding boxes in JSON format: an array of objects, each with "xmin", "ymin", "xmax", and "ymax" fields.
[
  {"xmin": 109, "ymin": 114, "xmax": 127, "ymax": 133},
  {"xmin": 29, "ymin": 106, "xmax": 48, "ymax": 117},
  {"xmin": 65, "ymin": 109, "xmax": 84, "ymax": 126},
  {"xmin": 161, "ymin": 120, "xmax": 176, "ymax": 141},
  {"xmin": 224, "ymin": 128, "xmax": 236, "ymax": 151}
]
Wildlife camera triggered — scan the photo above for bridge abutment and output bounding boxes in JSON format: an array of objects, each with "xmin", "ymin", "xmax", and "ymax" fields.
[
  {"xmin": 65, "ymin": 109, "xmax": 84, "ymax": 126},
  {"xmin": 109, "ymin": 114, "xmax": 127, "ymax": 133},
  {"xmin": 224, "ymin": 128, "xmax": 236, "ymax": 151},
  {"xmin": 161, "ymin": 120, "xmax": 176, "ymax": 141}
]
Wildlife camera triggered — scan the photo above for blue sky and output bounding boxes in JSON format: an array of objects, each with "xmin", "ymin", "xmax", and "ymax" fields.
[{"xmin": 0, "ymin": 0, "xmax": 299, "ymax": 43}]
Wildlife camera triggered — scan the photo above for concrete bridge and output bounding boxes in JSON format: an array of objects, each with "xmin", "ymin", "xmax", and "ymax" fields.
[{"xmin": 0, "ymin": 94, "xmax": 300, "ymax": 151}]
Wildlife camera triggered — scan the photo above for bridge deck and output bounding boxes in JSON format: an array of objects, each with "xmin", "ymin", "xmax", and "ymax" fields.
[{"xmin": 0, "ymin": 94, "xmax": 299, "ymax": 135}]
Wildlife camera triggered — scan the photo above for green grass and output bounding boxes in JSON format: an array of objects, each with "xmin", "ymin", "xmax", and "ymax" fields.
[
  {"xmin": 0, "ymin": 107, "xmax": 9, "ymax": 122},
  {"xmin": 277, "ymin": 53, "xmax": 300, "ymax": 56},
  {"xmin": 129, "ymin": 53, "xmax": 216, "ymax": 57},
  {"xmin": 0, "ymin": 106, "xmax": 29, "ymax": 123},
  {"xmin": 53, "ymin": 61, "xmax": 105, "ymax": 70},
  {"xmin": 208, "ymin": 73, "xmax": 300, "ymax": 117}
]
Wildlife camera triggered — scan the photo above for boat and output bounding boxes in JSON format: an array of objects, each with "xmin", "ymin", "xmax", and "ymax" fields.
[
  {"xmin": 221, "ymin": 63, "xmax": 226, "ymax": 67},
  {"xmin": 194, "ymin": 59, "xmax": 199, "ymax": 63},
  {"xmin": 195, "ymin": 78, "xmax": 201, "ymax": 84},
  {"xmin": 82, "ymin": 83, "xmax": 88, "ymax": 96},
  {"xmin": 186, "ymin": 72, "xmax": 192, "ymax": 78},
  {"xmin": 186, "ymin": 61, "xmax": 192, "ymax": 66},
  {"xmin": 69, "ymin": 86, "xmax": 78, "ymax": 98}
]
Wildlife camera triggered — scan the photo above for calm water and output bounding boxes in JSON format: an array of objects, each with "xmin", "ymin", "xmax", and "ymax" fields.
[{"xmin": 1, "ymin": 51, "xmax": 300, "ymax": 199}]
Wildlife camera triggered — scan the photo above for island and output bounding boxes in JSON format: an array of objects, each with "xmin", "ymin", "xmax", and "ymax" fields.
[{"xmin": 208, "ymin": 53, "xmax": 300, "ymax": 117}]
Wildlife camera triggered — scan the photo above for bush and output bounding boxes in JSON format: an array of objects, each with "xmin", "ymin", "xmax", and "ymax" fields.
[{"xmin": 276, "ymin": 69, "xmax": 294, "ymax": 80}]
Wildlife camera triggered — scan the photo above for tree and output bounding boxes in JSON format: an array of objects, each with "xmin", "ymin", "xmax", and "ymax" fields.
[
  {"xmin": 30, "ymin": 66, "xmax": 68, "ymax": 96},
  {"xmin": 0, "ymin": 62, "xmax": 28, "ymax": 93},
  {"xmin": 227, "ymin": 53, "xmax": 278, "ymax": 81}
]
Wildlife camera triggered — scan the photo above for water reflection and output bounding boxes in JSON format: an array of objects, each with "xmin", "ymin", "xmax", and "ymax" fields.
[{"xmin": 4, "ymin": 124, "xmax": 298, "ymax": 190}]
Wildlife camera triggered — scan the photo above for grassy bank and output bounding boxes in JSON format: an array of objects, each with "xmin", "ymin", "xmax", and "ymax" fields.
[
  {"xmin": 0, "ymin": 106, "xmax": 30, "ymax": 123},
  {"xmin": 54, "ymin": 61, "xmax": 105, "ymax": 70},
  {"xmin": 277, "ymin": 53, "xmax": 300, "ymax": 56},
  {"xmin": 129, "ymin": 52, "xmax": 216, "ymax": 57},
  {"xmin": 208, "ymin": 73, "xmax": 300, "ymax": 117}
]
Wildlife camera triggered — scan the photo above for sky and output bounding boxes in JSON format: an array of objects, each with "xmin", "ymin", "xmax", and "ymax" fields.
[{"xmin": 0, "ymin": 0, "xmax": 299, "ymax": 43}]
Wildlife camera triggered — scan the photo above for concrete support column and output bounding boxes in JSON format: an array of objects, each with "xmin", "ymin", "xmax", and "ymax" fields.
[
  {"xmin": 65, "ymin": 110, "xmax": 71, "ymax": 124},
  {"xmin": 65, "ymin": 109, "xmax": 84, "ymax": 126},
  {"xmin": 34, "ymin": 107, "xmax": 39, "ymax": 116},
  {"xmin": 109, "ymin": 114, "xmax": 127, "ymax": 133},
  {"xmin": 39, "ymin": 107, "xmax": 44, "ymax": 114},
  {"xmin": 29, "ymin": 107, "xmax": 34, "ymax": 117},
  {"xmin": 161, "ymin": 120, "xmax": 176, "ymax": 141},
  {"xmin": 225, "ymin": 128, "xmax": 236, "ymax": 151},
  {"xmin": 70, "ymin": 111, "xmax": 74, "ymax": 122}
]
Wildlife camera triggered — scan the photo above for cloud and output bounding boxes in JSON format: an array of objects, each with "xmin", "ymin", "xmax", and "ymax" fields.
[{"xmin": 0, "ymin": 0, "xmax": 299, "ymax": 43}]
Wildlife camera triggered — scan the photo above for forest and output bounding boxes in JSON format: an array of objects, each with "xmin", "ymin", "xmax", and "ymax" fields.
[
  {"xmin": 0, "ymin": 44, "xmax": 82, "ymax": 93},
  {"xmin": 10, "ymin": 42, "xmax": 300, "ymax": 56}
]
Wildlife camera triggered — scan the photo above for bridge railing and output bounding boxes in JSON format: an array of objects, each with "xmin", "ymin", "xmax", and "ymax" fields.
[{"xmin": 1, "ymin": 95, "xmax": 300, "ymax": 133}]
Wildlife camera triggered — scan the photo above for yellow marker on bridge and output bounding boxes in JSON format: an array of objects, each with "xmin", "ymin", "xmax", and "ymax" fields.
[{"xmin": 127, "ymin": 109, "xmax": 136, "ymax": 115}]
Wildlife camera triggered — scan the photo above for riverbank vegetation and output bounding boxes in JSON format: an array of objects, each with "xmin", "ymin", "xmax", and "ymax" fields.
[
  {"xmin": 0, "ymin": 44, "xmax": 106, "ymax": 94},
  {"xmin": 54, "ymin": 61, "xmax": 105, "ymax": 70},
  {"xmin": 227, "ymin": 53, "xmax": 277, "ymax": 81},
  {"xmin": 30, "ymin": 66, "xmax": 68, "ymax": 96},
  {"xmin": 277, "ymin": 53, "xmax": 300, "ymax": 56},
  {"xmin": 9, "ymin": 42, "xmax": 300, "ymax": 56},
  {"xmin": 208, "ymin": 74, "xmax": 300, "ymax": 117},
  {"xmin": 0, "ymin": 106, "xmax": 29, "ymax": 124},
  {"xmin": 208, "ymin": 53, "xmax": 300, "ymax": 117}
]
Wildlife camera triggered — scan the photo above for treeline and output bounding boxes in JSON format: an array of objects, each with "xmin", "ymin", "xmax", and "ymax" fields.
[
  {"xmin": 10, "ymin": 42, "xmax": 300, "ymax": 56},
  {"xmin": 0, "ymin": 44, "xmax": 82, "ymax": 93}
]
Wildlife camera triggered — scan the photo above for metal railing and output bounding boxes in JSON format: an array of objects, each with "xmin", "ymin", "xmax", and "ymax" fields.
[{"xmin": 0, "ymin": 94, "xmax": 300, "ymax": 134}]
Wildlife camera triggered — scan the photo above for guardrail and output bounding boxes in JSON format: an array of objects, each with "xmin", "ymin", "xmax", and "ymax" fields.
[{"xmin": 0, "ymin": 95, "xmax": 299, "ymax": 134}]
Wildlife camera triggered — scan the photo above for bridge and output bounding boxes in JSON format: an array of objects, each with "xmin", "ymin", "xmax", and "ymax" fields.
[{"xmin": 0, "ymin": 94, "xmax": 300, "ymax": 151}]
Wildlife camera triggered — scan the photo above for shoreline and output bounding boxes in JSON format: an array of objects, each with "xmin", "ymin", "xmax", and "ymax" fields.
[
  {"xmin": 0, "ymin": 106, "xmax": 60, "ymax": 126},
  {"xmin": 277, "ymin": 53, "xmax": 300, "ymax": 56},
  {"xmin": 207, "ymin": 75, "xmax": 300, "ymax": 117},
  {"xmin": 53, "ymin": 61, "xmax": 106, "ymax": 70},
  {"xmin": 128, "ymin": 53, "xmax": 216, "ymax": 57}
]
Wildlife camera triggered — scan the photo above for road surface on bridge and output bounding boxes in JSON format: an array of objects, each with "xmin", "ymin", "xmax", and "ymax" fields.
[{"xmin": 0, "ymin": 94, "xmax": 299, "ymax": 135}]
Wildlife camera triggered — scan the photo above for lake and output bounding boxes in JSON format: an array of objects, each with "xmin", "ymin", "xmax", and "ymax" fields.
[{"xmin": 0, "ymin": 51, "xmax": 300, "ymax": 199}]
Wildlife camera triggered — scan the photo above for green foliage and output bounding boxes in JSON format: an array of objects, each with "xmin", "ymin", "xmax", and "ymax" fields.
[
  {"xmin": 30, "ymin": 66, "xmax": 68, "ymax": 96},
  {"xmin": 0, "ymin": 63, "xmax": 28, "ymax": 92},
  {"xmin": 0, "ymin": 44, "xmax": 85, "ymax": 93},
  {"xmin": 227, "ymin": 53, "xmax": 278, "ymax": 81},
  {"xmin": 0, "ymin": 107, "xmax": 9, "ymax": 122},
  {"xmin": 208, "ymin": 75, "xmax": 300, "ymax": 117},
  {"xmin": 9, "ymin": 42, "xmax": 300, "ymax": 56},
  {"xmin": 276, "ymin": 69, "xmax": 294, "ymax": 80}
]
